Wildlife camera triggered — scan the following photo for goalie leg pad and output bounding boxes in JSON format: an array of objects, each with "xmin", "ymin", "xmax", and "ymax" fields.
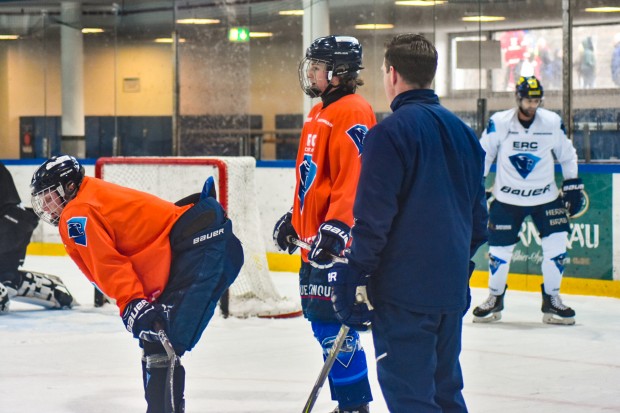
[
  {"xmin": 0, "ymin": 282, "xmax": 9, "ymax": 314},
  {"xmin": 8, "ymin": 271, "xmax": 76, "ymax": 309}
]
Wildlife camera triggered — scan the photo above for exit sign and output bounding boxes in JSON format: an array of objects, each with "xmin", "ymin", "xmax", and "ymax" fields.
[{"xmin": 229, "ymin": 27, "xmax": 249, "ymax": 42}]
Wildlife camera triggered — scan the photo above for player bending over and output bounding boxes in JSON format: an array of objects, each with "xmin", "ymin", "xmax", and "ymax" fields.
[
  {"xmin": 473, "ymin": 76, "xmax": 584, "ymax": 325},
  {"xmin": 31, "ymin": 155, "xmax": 244, "ymax": 412},
  {"xmin": 0, "ymin": 160, "xmax": 75, "ymax": 314}
]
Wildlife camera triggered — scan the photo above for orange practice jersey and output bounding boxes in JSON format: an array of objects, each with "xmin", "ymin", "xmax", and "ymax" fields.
[
  {"xmin": 292, "ymin": 93, "xmax": 376, "ymax": 261},
  {"xmin": 58, "ymin": 177, "xmax": 191, "ymax": 313}
]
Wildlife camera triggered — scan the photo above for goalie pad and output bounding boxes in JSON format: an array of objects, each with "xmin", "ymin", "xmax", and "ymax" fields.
[
  {"xmin": 6, "ymin": 270, "xmax": 77, "ymax": 309},
  {"xmin": 0, "ymin": 282, "xmax": 9, "ymax": 314}
]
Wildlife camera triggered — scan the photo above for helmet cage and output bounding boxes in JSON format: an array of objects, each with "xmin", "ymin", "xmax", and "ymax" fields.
[
  {"xmin": 31, "ymin": 185, "xmax": 68, "ymax": 226},
  {"xmin": 299, "ymin": 57, "xmax": 334, "ymax": 98}
]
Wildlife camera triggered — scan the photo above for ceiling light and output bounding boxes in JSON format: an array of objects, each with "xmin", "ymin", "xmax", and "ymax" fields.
[
  {"xmin": 176, "ymin": 18, "xmax": 220, "ymax": 24},
  {"xmin": 585, "ymin": 7, "xmax": 620, "ymax": 12},
  {"xmin": 462, "ymin": 16, "xmax": 506, "ymax": 22},
  {"xmin": 82, "ymin": 28, "xmax": 104, "ymax": 34},
  {"xmin": 355, "ymin": 24, "xmax": 394, "ymax": 30},
  {"xmin": 0, "ymin": 35, "xmax": 19, "ymax": 40},
  {"xmin": 278, "ymin": 10, "xmax": 304, "ymax": 16},
  {"xmin": 395, "ymin": 1, "xmax": 446, "ymax": 6},
  {"xmin": 250, "ymin": 32, "xmax": 273, "ymax": 38},
  {"xmin": 154, "ymin": 38, "xmax": 186, "ymax": 43}
]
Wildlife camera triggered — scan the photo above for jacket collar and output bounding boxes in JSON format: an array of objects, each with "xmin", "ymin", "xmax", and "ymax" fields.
[{"xmin": 390, "ymin": 89, "xmax": 439, "ymax": 112}]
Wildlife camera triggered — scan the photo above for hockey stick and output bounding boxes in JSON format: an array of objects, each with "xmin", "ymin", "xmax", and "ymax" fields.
[
  {"xmin": 157, "ymin": 329, "xmax": 179, "ymax": 413},
  {"xmin": 302, "ymin": 324, "xmax": 350, "ymax": 413},
  {"xmin": 287, "ymin": 237, "xmax": 347, "ymax": 264}
]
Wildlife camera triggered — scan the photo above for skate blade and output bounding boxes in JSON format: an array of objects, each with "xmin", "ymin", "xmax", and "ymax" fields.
[
  {"xmin": 542, "ymin": 313, "xmax": 575, "ymax": 325},
  {"xmin": 473, "ymin": 312, "xmax": 502, "ymax": 323}
]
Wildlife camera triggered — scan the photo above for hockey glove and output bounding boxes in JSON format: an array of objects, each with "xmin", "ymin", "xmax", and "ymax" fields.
[
  {"xmin": 328, "ymin": 262, "xmax": 373, "ymax": 331},
  {"xmin": 273, "ymin": 210, "xmax": 299, "ymax": 254},
  {"xmin": 561, "ymin": 178, "xmax": 584, "ymax": 217},
  {"xmin": 308, "ymin": 220, "xmax": 350, "ymax": 269},
  {"xmin": 122, "ymin": 299, "xmax": 170, "ymax": 342}
]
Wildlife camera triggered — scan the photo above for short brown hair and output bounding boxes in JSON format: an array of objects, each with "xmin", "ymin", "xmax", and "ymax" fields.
[{"xmin": 384, "ymin": 34, "xmax": 437, "ymax": 88}]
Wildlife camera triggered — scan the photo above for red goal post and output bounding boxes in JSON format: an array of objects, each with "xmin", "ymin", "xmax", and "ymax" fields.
[{"xmin": 95, "ymin": 156, "xmax": 301, "ymax": 318}]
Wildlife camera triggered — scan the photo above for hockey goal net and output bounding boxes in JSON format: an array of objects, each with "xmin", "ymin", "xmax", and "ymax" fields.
[{"xmin": 95, "ymin": 156, "xmax": 301, "ymax": 318}]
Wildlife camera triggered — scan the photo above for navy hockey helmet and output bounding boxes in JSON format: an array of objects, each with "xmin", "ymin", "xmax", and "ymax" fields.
[
  {"xmin": 299, "ymin": 35, "xmax": 363, "ymax": 97},
  {"xmin": 516, "ymin": 76, "xmax": 544, "ymax": 99},
  {"xmin": 31, "ymin": 155, "xmax": 85, "ymax": 226}
]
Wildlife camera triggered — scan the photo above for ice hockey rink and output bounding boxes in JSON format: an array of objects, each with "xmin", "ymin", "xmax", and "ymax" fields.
[{"xmin": 1, "ymin": 255, "xmax": 618, "ymax": 413}]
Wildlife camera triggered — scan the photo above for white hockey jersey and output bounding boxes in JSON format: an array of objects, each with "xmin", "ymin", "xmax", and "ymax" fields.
[{"xmin": 480, "ymin": 107, "xmax": 578, "ymax": 207}]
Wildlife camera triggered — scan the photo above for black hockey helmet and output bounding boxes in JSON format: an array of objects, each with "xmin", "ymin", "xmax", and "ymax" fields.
[
  {"xmin": 516, "ymin": 76, "xmax": 544, "ymax": 99},
  {"xmin": 31, "ymin": 155, "xmax": 85, "ymax": 226},
  {"xmin": 305, "ymin": 35, "xmax": 363, "ymax": 76},
  {"xmin": 299, "ymin": 35, "xmax": 363, "ymax": 97}
]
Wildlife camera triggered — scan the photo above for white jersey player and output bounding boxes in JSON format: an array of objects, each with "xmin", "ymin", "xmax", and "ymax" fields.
[{"xmin": 473, "ymin": 76, "xmax": 584, "ymax": 325}]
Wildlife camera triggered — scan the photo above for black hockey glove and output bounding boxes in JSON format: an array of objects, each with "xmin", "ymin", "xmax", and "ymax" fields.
[
  {"xmin": 561, "ymin": 178, "xmax": 585, "ymax": 217},
  {"xmin": 273, "ymin": 210, "xmax": 299, "ymax": 254},
  {"xmin": 328, "ymin": 262, "xmax": 373, "ymax": 331},
  {"xmin": 122, "ymin": 299, "xmax": 170, "ymax": 342},
  {"xmin": 308, "ymin": 220, "xmax": 350, "ymax": 269}
]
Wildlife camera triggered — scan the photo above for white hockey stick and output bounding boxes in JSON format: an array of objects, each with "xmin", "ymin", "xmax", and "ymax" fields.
[
  {"xmin": 287, "ymin": 237, "xmax": 347, "ymax": 263},
  {"xmin": 302, "ymin": 324, "xmax": 350, "ymax": 413},
  {"xmin": 157, "ymin": 329, "xmax": 180, "ymax": 413}
]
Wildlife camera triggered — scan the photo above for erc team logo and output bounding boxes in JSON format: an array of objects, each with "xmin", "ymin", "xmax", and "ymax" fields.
[
  {"xmin": 509, "ymin": 153, "xmax": 541, "ymax": 179},
  {"xmin": 346, "ymin": 124, "xmax": 369, "ymax": 156},
  {"xmin": 298, "ymin": 154, "xmax": 317, "ymax": 211},
  {"xmin": 67, "ymin": 217, "xmax": 87, "ymax": 247}
]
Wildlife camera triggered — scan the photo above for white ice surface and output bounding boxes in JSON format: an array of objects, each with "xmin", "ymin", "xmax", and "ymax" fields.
[{"xmin": 1, "ymin": 255, "xmax": 619, "ymax": 413}]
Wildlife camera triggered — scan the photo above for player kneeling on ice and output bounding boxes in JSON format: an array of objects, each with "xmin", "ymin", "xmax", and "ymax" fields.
[
  {"xmin": 473, "ymin": 76, "xmax": 583, "ymax": 326},
  {"xmin": 31, "ymin": 155, "xmax": 244, "ymax": 413},
  {"xmin": 0, "ymin": 160, "xmax": 75, "ymax": 314}
]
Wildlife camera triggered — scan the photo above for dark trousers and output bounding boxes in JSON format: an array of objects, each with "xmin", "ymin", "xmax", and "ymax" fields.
[{"xmin": 372, "ymin": 302, "xmax": 467, "ymax": 413}]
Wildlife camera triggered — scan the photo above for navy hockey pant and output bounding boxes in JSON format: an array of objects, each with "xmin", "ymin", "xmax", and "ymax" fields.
[
  {"xmin": 372, "ymin": 302, "xmax": 467, "ymax": 413},
  {"xmin": 140, "ymin": 195, "xmax": 243, "ymax": 413}
]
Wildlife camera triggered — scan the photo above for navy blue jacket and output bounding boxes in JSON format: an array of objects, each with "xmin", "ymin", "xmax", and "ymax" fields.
[{"xmin": 348, "ymin": 89, "xmax": 488, "ymax": 314}]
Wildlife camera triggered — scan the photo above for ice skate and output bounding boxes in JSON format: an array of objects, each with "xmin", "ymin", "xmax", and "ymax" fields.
[
  {"xmin": 541, "ymin": 284, "xmax": 575, "ymax": 325},
  {"xmin": 330, "ymin": 404, "xmax": 369, "ymax": 413},
  {"xmin": 472, "ymin": 286, "xmax": 506, "ymax": 323}
]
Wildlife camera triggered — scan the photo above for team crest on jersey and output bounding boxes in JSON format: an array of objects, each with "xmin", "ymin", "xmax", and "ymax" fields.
[
  {"xmin": 67, "ymin": 217, "xmax": 87, "ymax": 247},
  {"xmin": 509, "ymin": 153, "xmax": 541, "ymax": 179},
  {"xmin": 485, "ymin": 119, "xmax": 496, "ymax": 134},
  {"xmin": 298, "ymin": 154, "xmax": 317, "ymax": 211},
  {"xmin": 346, "ymin": 124, "xmax": 369, "ymax": 156}
]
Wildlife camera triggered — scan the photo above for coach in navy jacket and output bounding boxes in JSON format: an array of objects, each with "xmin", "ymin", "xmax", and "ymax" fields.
[{"xmin": 328, "ymin": 34, "xmax": 488, "ymax": 413}]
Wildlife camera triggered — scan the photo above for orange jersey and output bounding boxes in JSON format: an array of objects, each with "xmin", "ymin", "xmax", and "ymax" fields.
[
  {"xmin": 58, "ymin": 176, "xmax": 191, "ymax": 314},
  {"xmin": 292, "ymin": 93, "xmax": 376, "ymax": 261}
]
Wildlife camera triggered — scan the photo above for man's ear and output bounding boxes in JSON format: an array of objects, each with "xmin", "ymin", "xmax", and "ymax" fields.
[{"xmin": 389, "ymin": 65, "xmax": 398, "ymax": 86}]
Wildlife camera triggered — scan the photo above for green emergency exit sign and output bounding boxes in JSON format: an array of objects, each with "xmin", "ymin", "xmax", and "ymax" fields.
[{"xmin": 229, "ymin": 27, "xmax": 249, "ymax": 42}]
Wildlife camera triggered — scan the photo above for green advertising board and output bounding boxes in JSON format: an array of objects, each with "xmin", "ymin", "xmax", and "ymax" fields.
[{"xmin": 472, "ymin": 172, "xmax": 612, "ymax": 281}]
